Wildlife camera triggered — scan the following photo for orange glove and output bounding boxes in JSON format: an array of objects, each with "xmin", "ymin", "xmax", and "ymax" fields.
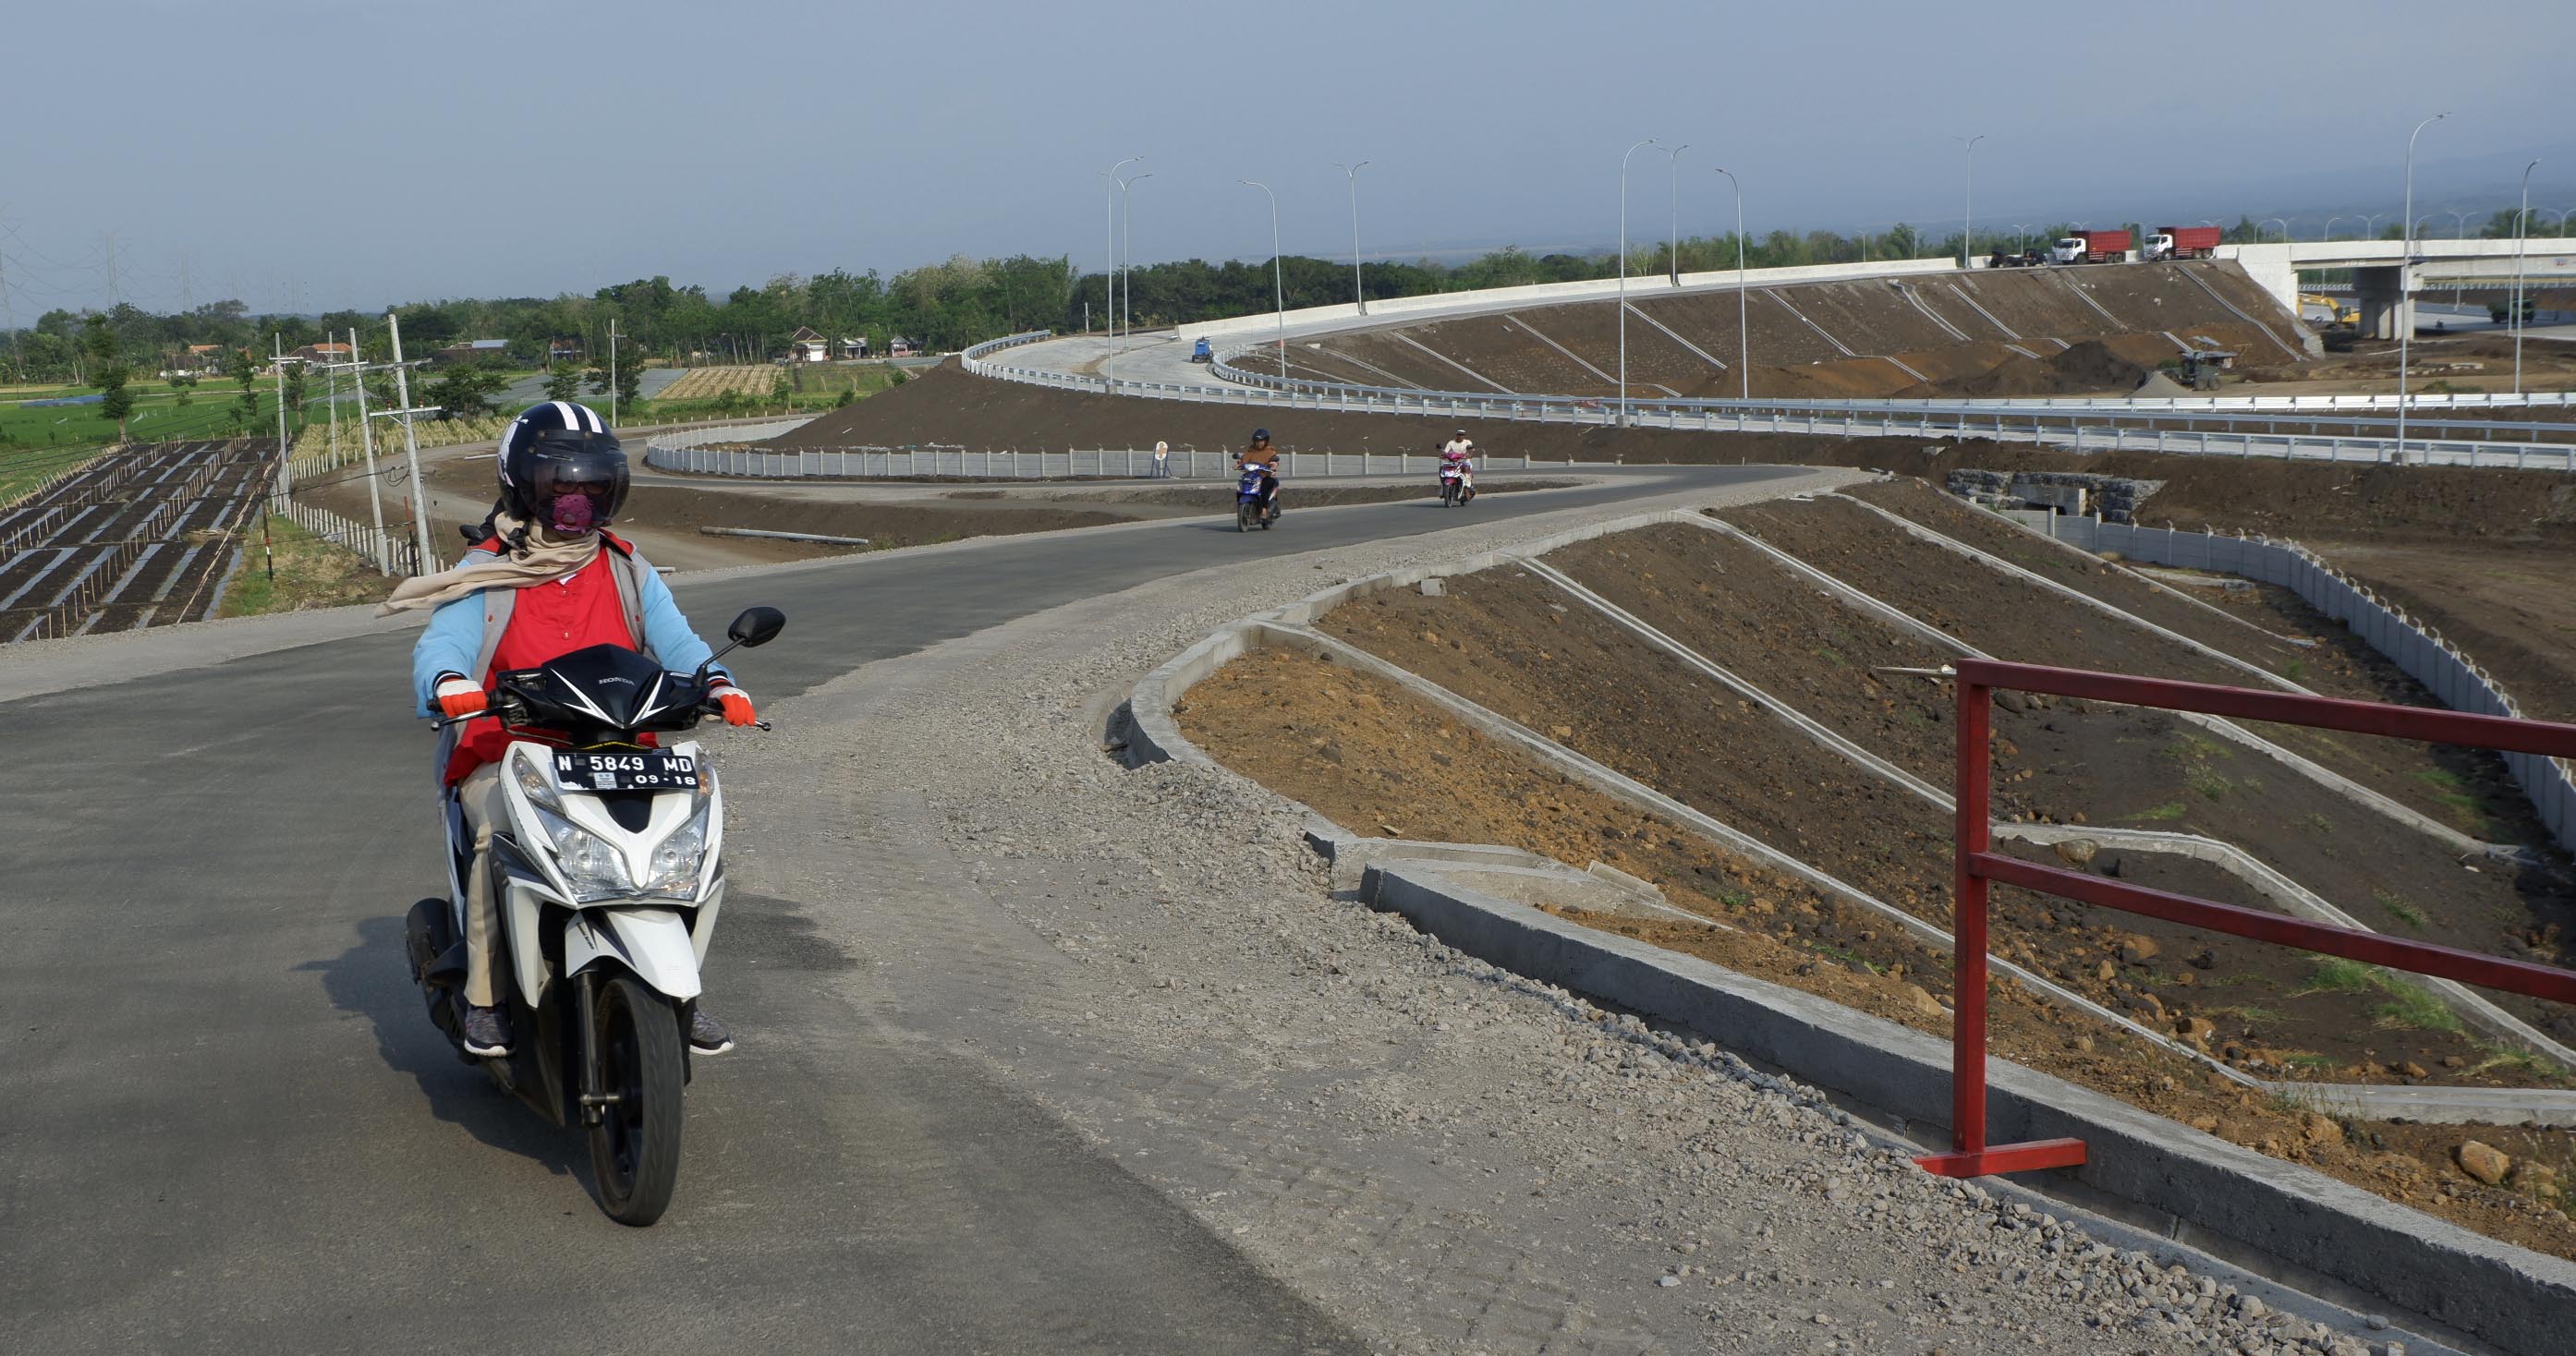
[
  {"xmin": 433, "ymin": 674, "xmax": 488, "ymax": 720},
  {"xmin": 710, "ymin": 682, "xmax": 757, "ymax": 727}
]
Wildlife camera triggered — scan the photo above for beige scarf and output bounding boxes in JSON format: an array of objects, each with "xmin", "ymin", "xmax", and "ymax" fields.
[{"xmin": 375, "ymin": 512, "xmax": 603, "ymax": 615}]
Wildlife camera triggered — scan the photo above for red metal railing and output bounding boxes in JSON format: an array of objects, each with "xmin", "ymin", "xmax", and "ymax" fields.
[{"xmin": 1917, "ymin": 658, "xmax": 2576, "ymax": 1179}]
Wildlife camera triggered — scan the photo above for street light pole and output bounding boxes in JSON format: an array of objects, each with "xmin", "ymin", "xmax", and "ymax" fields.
[
  {"xmin": 1239, "ymin": 179, "xmax": 1285, "ymax": 380},
  {"xmin": 2358, "ymin": 212, "xmax": 2388, "ymax": 239},
  {"xmin": 1332, "ymin": 161, "xmax": 1370, "ymax": 314},
  {"xmin": 2397, "ymin": 111, "xmax": 2448, "ymax": 466},
  {"xmin": 607, "ymin": 317, "xmax": 619, "ymax": 427},
  {"xmin": 1954, "ymin": 135, "xmax": 1984, "ymax": 267},
  {"xmin": 2324, "ymin": 216, "xmax": 2346, "ymax": 241},
  {"xmin": 1617, "ymin": 137, "xmax": 1658, "ymax": 427},
  {"xmin": 2516, "ymin": 158, "xmax": 2539, "ymax": 396},
  {"xmin": 1662, "ymin": 143, "xmax": 1689, "ymax": 285},
  {"xmin": 2263, "ymin": 217, "xmax": 2290, "ymax": 241},
  {"xmin": 1715, "ymin": 167, "xmax": 1748, "ymax": 399},
  {"xmin": 1102, "ymin": 154, "xmax": 1142, "ymax": 336},
  {"xmin": 1117, "ymin": 172, "xmax": 1153, "ymax": 337}
]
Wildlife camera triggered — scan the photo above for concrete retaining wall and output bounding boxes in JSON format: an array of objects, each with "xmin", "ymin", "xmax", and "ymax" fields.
[
  {"xmin": 1362, "ymin": 860, "xmax": 2576, "ymax": 1356},
  {"xmin": 1173, "ymin": 259, "xmax": 1961, "ymax": 342},
  {"xmin": 2008, "ymin": 510, "xmax": 2576, "ymax": 854}
]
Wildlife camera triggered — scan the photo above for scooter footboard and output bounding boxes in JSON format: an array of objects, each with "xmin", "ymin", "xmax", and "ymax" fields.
[{"xmin": 563, "ymin": 907, "xmax": 703, "ymax": 1000}]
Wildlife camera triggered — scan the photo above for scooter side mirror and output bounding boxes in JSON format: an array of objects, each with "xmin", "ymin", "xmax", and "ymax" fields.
[{"xmin": 728, "ymin": 607, "xmax": 785, "ymax": 648}]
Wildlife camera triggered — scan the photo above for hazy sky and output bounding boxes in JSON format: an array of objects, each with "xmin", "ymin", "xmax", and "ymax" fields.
[{"xmin": 6, "ymin": 0, "xmax": 2574, "ymax": 317}]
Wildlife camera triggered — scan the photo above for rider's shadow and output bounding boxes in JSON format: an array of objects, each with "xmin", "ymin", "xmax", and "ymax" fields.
[{"xmin": 297, "ymin": 915, "xmax": 582, "ymax": 1178}]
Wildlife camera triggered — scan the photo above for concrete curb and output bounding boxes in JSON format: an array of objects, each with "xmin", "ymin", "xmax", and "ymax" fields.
[{"xmin": 1359, "ymin": 857, "xmax": 2576, "ymax": 1356}]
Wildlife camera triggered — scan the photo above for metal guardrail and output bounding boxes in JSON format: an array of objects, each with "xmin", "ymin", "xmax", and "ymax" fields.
[
  {"xmin": 644, "ymin": 442, "xmax": 1564, "ymax": 481},
  {"xmin": 959, "ymin": 328, "xmax": 2576, "ymax": 467}
]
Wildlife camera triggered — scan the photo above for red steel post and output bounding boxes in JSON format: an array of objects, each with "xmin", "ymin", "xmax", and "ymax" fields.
[{"xmin": 1951, "ymin": 678, "xmax": 1991, "ymax": 1157}]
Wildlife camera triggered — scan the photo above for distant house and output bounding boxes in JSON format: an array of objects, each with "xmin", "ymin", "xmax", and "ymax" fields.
[
  {"xmin": 835, "ymin": 335, "xmax": 869, "ymax": 360},
  {"xmin": 432, "ymin": 338, "xmax": 510, "ymax": 366},
  {"xmin": 166, "ymin": 344, "xmax": 228, "ymax": 377},
  {"xmin": 786, "ymin": 326, "xmax": 831, "ymax": 363},
  {"xmin": 889, "ymin": 335, "xmax": 918, "ymax": 357},
  {"xmin": 290, "ymin": 341, "xmax": 353, "ymax": 365},
  {"xmin": 549, "ymin": 339, "xmax": 583, "ymax": 364}
]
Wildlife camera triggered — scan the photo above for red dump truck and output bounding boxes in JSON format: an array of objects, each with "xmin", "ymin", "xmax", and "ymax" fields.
[
  {"xmin": 2144, "ymin": 225, "xmax": 2223, "ymax": 261},
  {"xmin": 2048, "ymin": 228, "xmax": 2132, "ymax": 265}
]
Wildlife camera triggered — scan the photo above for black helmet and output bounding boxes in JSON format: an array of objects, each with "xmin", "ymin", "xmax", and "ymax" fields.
[
  {"xmin": 1251, "ymin": 428, "xmax": 1271, "ymax": 442},
  {"xmin": 498, "ymin": 401, "xmax": 627, "ymax": 534}
]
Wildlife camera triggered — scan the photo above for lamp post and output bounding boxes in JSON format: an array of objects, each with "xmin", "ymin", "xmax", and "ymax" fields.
[
  {"xmin": 1332, "ymin": 160, "xmax": 1370, "ymax": 314},
  {"xmin": 2324, "ymin": 216, "xmax": 2346, "ymax": 241},
  {"xmin": 1239, "ymin": 179, "xmax": 1285, "ymax": 380},
  {"xmin": 1617, "ymin": 137, "xmax": 1659, "ymax": 427},
  {"xmin": 1714, "ymin": 167, "xmax": 1748, "ymax": 399},
  {"xmin": 1102, "ymin": 154, "xmax": 1142, "ymax": 336},
  {"xmin": 2011, "ymin": 223, "xmax": 2029, "ymax": 254},
  {"xmin": 1116, "ymin": 171, "xmax": 1152, "ymax": 337},
  {"xmin": 2357, "ymin": 212, "xmax": 2388, "ymax": 239},
  {"xmin": 2516, "ymin": 158, "xmax": 2539, "ymax": 395},
  {"xmin": 1661, "ymin": 143, "xmax": 1690, "ymax": 285},
  {"xmin": 2263, "ymin": 217, "xmax": 2291, "ymax": 241},
  {"xmin": 1954, "ymin": 134, "xmax": 1985, "ymax": 266},
  {"xmin": 2397, "ymin": 111, "xmax": 2449, "ymax": 466}
]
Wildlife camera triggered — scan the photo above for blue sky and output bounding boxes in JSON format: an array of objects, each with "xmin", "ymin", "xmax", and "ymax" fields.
[{"xmin": 6, "ymin": 0, "xmax": 2572, "ymax": 315}]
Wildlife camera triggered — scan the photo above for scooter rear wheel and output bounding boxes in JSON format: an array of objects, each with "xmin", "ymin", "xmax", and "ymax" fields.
[{"xmin": 587, "ymin": 974, "xmax": 687, "ymax": 1227}]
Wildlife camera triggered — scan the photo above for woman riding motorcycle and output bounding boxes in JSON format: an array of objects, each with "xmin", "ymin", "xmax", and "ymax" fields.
[
  {"xmin": 384, "ymin": 401, "xmax": 754, "ymax": 1059},
  {"xmin": 1239, "ymin": 428, "xmax": 1282, "ymax": 515}
]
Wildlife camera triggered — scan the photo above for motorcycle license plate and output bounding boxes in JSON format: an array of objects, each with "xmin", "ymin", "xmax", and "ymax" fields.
[{"xmin": 553, "ymin": 750, "xmax": 699, "ymax": 792}]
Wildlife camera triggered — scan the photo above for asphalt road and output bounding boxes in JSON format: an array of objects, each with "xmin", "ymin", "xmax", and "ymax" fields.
[{"xmin": 0, "ymin": 465, "xmax": 1805, "ymax": 1353}]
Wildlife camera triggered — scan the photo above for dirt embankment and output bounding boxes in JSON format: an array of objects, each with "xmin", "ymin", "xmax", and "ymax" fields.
[
  {"xmin": 1319, "ymin": 559, "xmax": 2575, "ymax": 1063},
  {"xmin": 1179, "ymin": 645, "xmax": 2576, "ymax": 1262},
  {"xmin": 1301, "ymin": 261, "xmax": 2305, "ymax": 402}
]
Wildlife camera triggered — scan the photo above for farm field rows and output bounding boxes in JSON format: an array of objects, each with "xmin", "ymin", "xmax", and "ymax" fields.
[{"xmin": 0, "ymin": 439, "xmax": 280, "ymax": 640}]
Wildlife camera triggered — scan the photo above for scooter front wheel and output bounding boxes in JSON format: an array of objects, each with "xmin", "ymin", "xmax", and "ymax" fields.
[{"xmin": 587, "ymin": 973, "xmax": 687, "ymax": 1227}]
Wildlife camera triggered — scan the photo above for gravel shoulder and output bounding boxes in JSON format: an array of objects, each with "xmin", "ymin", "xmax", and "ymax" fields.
[{"xmin": 721, "ymin": 466, "xmax": 2485, "ymax": 1353}]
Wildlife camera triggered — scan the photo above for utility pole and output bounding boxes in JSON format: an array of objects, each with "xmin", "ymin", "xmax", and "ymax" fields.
[
  {"xmin": 2396, "ymin": 111, "xmax": 2448, "ymax": 466},
  {"xmin": 272, "ymin": 333, "xmax": 288, "ymax": 479},
  {"xmin": 386, "ymin": 312, "xmax": 436, "ymax": 572},
  {"xmin": 349, "ymin": 329, "xmax": 389, "ymax": 572},
  {"xmin": 608, "ymin": 317, "xmax": 620, "ymax": 427}
]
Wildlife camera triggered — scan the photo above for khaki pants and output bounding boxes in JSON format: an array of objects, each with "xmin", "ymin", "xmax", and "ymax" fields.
[{"xmin": 456, "ymin": 762, "xmax": 508, "ymax": 1007}]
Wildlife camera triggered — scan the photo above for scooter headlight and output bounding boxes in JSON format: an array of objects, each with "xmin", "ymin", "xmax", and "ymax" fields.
[
  {"xmin": 535, "ymin": 805, "xmax": 635, "ymax": 900},
  {"xmin": 644, "ymin": 817, "xmax": 707, "ymax": 897},
  {"xmin": 642, "ymin": 772, "xmax": 716, "ymax": 898}
]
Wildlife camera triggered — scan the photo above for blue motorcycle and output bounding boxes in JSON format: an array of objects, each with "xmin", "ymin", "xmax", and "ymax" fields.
[{"xmin": 1235, "ymin": 464, "xmax": 1277, "ymax": 532}]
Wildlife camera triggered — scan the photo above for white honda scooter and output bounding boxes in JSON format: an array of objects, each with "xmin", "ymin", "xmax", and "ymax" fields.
[{"xmin": 406, "ymin": 605, "xmax": 784, "ymax": 1226}]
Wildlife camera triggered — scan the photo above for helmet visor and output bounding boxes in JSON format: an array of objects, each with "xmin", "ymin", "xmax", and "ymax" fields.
[{"xmin": 522, "ymin": 432, "xmax": 629, "ymax": 530}]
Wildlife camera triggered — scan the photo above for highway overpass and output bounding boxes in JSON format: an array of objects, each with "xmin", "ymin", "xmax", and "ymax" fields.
[{"xmin": 2221, "ymin": 239, "xmax": 2576, "ymax": 339}]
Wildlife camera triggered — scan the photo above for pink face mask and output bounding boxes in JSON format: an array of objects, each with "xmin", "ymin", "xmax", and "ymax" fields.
[{"xmin": 546, "ymin": 493, "xmax": 597, "ymax": 534}]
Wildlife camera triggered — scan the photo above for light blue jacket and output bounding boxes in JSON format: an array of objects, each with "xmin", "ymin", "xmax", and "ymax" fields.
[{"xmin": 410, "ymin": 544, "xmax": 719, "ymax": 717}]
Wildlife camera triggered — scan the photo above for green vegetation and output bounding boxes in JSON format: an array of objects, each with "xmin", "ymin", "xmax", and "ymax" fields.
[
  {"xmin": 2293, "ymin": 958, "xmax": 2463, "ymax": 1033},
  {"xmin": 2280, "ymin": 1052, "xmax": 2342, "ymax": 1071},
  {"xmin": 2296, "ymin": 957, "xmax": 2379, "ymax": 995},
  {"xmin": 216, "ymin": 515, "xmax": 395, "ymax": 617},
  {"xmin": 2372, "ymin": 983, "xmax": 2464, "ymax": 1034},
  {"xmin": 2160, "ymin": 734, "xmax": 2237, "ymax": 802},
  {"xmin": 2125, "ymin": 802, "xmax": 2188, "ymax": 823},
  {"xmin": 2412, "ymin": 769, "xmax": 2489, "ymax": 831},
  {"xmin": 2280, "ymin": 658, "xmax": 2309, "ymax": 682},
  {"xmin": 2376, "ymin": 890, "xmax": 2427, "ymax": 930}
]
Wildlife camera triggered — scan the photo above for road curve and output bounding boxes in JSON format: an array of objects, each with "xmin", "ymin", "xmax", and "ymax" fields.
[{"xmin": 0, "ymin": 466, "xmax": 1804, "ymax": 1354}]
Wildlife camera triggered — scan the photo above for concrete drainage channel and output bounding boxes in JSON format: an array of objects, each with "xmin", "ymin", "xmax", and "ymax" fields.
[{"xmin": 1117, "ymin": 500, "xmax": 2576, "ymax": 1355}]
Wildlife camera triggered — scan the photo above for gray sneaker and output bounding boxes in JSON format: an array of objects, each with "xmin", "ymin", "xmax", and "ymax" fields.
[
  {"xmin": 687, "ymin": 1008, "xmax": 735, "ymax": 1056},
  {"xmin": 461, "ymin": 1003, "xmax": 514, "ymax": 1057}
]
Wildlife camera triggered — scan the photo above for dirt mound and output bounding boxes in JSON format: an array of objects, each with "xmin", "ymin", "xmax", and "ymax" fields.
[
  {"xmin": 1182, "ymin": 637, "xmax": 2576, "ymax": 1262},
  {"xmin": 2050, "ymin": 337, "xmax": 2159, "ymax": 390}
]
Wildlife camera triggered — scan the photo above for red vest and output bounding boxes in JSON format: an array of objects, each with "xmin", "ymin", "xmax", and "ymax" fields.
[{"xmin": 444, "ymin": 544, "xmax": 642, "ymax": 785}]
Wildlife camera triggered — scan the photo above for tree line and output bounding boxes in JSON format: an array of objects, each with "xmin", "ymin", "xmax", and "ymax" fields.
[{"xmin": 8, "ymin": 205, "xmax": 2555, "ymax": 391}]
